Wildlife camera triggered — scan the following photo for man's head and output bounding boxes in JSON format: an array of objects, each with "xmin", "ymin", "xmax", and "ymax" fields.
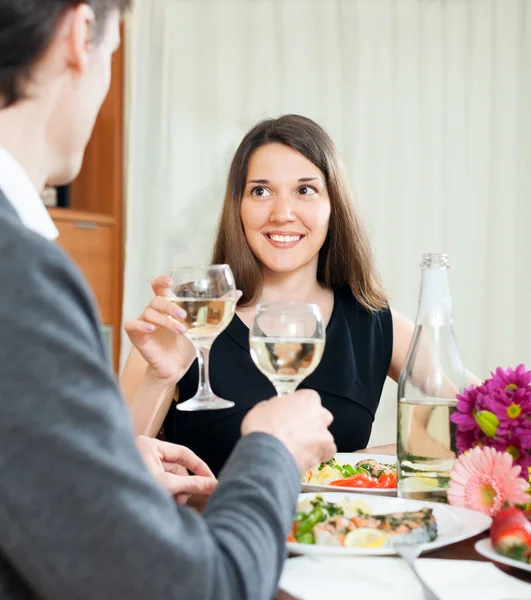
[{"xmin": 0, "ymin": 1, "xmax": 131, "ymax": 186}]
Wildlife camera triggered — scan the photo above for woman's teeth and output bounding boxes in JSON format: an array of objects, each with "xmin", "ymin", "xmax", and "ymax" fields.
[{"xmin": 268, "ymin": 234, "xmax": 302, "ymax": 243}]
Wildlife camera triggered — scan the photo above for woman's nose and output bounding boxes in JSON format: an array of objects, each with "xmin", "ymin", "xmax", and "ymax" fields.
[{"xmin": 269, "ymin": 194, "xmax": 296, "ymax": 223}]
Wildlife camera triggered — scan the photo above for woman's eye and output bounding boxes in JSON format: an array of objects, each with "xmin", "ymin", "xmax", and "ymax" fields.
[
  {"xmin": 298, "ymin": 185, "xmax": 317, "ymax": 196},
  {"xmin": 251, "ymin": 186, "xmax": 272, "ymax": 198}
]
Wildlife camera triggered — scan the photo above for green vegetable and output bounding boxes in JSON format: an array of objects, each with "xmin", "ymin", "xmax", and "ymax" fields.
[
  {"xmin": 295, "ymin": 531, "xmax": 315, "ymax": 544},
  {"xmin": 353, "ymin": 466, "xmax": 370, "ymax": 475},
  {"xmin": 357, "ymin": 462, "xmax": 375, "ymax": 476},
  {"xmin": 295, "ymin": 512, "xmax": 307, "ymax": 522},
  {"xmin": 323, "ymin": 461, "xmax": 372, "ymax": 478},
  {"xmin": 309, "ymin": 495, "xmax": 344, "ymax": 517},
  {"xmin": 326, "ymin": 503, "xmax": 344, "ymax": 516},
  {"xmin": 333, "ymin": 463, "xmax": 346, "ymax": 476},
  {"xmin": 297, "ymin": 507, "xmax": 327, "ymax": 534}
]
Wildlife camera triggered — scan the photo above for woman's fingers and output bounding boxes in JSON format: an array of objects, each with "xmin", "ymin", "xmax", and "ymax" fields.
[
  {"xmin": 124, "ymin": 318, "xmax": 158, "ymax": 334},
  {"xmin": 145, "ymin": 307, "xmax": 187, "ymax": 333},
  {"xmin": 151, "ymin": 275, "xmax": 173, "ymax": 297},
  {"xmin": 150, "ymin": 296, "xmax": 186, "ymax": 320},
  {"xmin": 221, "ymin": 289, "xmax": 243, "ymax": 301},
  {"xmin": 125, "ymin": 306, "xmax": 187, "ymax": 335}
]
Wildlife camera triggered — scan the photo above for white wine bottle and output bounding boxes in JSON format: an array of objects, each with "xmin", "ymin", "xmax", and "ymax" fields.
[{"xmin": 397, "ymin": 253, "xmax": 465, "ymax": 502}]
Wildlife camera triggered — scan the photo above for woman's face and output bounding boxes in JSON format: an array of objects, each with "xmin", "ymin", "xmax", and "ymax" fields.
[{"xmin": 240, "ymin": 143, "xmax": 331, "ymax": 276}]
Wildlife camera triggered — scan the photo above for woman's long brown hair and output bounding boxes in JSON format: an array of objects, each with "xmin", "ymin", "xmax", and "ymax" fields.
[{"xmin": 212, "ymin": 114, "xmax": 388, "ymax": 311}]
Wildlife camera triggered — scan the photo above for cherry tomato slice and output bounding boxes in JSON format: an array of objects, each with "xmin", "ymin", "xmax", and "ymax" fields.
[{"xmin": 329, "ymin": 473, "xmax": 377, "ymax": 488}]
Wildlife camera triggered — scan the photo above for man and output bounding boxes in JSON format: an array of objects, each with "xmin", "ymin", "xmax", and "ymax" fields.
[{"xmin": 0, "ymin": 2, "xmax": 336, "ymax": 599}]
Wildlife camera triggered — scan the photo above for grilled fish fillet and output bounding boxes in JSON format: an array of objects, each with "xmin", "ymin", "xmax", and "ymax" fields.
[{"xmin": 352, "ymin": 508, "xmax": 437, "ymax": 544}]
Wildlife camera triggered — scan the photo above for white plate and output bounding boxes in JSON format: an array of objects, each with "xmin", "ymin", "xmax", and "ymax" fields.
[
  {"xmin": 301, "ymin": 453, "xmax": 397, "ymax": 496},
  {"xmin": 288, "ymin": 491, "xmax": 492, "ymax": 556},
  {"xmin": 475, "ymin": 538, "xmax": 531, "ymax": 573}
]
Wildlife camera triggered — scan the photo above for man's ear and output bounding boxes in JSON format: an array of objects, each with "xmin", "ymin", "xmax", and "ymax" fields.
[{"xmin": 60, "ymin": 4, "xmax": 96, "ymax": 74}]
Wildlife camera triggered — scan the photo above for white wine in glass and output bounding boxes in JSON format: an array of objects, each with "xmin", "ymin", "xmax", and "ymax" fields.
[
  {"xmin": 249, "ymin": 302, "xmax": 325, "ymax": 396},
  {"xmin": 169, "ymin": 264, "xmax": 237, "ymax": 411}
]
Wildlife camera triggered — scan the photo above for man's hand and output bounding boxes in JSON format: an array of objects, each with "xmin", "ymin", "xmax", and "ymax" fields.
[
  {"xmin": 241, "ymin": 389, "xmax": 336, "ymax": 474},
  {"xmin": 136, "ymin": 436, "xmax": 217, "ymax": 504}
]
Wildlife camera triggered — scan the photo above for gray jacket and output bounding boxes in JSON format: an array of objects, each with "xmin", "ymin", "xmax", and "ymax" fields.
[{"xmin": 0, "ymin": 190, "xmax": 299, "ymax": 600}]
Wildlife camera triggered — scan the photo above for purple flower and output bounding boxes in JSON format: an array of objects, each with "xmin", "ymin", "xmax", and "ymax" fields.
[
  {"xmin": 452, "ymin": 383, "xmax": 489, "ymax": 431},
  {"xmin": 453, "ymin": 365, "xmax": 531, "ymax": 483},
  {"xmin": 480, "ymin": 368, "xmax": 531, "ymax": 429},
  {"xmin": 487, "ymin": 364, "xmax": 531, "ymax": 391},
  {"xmin": 452, "ymin": 384, "xmax": 494, "ymax": 450},
  {"xmin": 490, "ymin": 434, "xmax": 531, "ymax": 480},
  {"xmin": 515, "ymin": 424, "xmax": 531, "ymax": 451},
  {"xmin": 456, "ymin": 428, "xmax": 482, "ymax": 453}
]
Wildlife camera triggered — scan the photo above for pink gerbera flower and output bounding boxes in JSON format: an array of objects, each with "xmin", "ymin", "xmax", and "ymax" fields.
[{"xmin": 448, "ymin": 446, "xmax": 531, "ymax": 517}]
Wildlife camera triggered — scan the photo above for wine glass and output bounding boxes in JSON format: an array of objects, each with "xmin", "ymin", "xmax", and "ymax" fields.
[
  {"xmin": 249, "ymin": 302, "xmax": 325, "ymax": 396},
  {"xmin": 169, "ymin": 264, "xmax": 237, "ymax": 411}
]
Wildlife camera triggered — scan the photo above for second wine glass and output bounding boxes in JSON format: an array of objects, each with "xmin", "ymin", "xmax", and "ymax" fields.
[{"xmin": 249, "ymin": 302, "xmax": 325, "ymax": 396}]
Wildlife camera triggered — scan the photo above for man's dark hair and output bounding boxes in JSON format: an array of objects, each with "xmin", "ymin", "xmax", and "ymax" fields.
[{"xmin": 0, "ymin": 0, "xmax": 131, "ymax": 108}]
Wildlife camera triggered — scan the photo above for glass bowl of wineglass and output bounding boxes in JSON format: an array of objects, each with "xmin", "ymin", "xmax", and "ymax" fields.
[
  {"xmin": 249, "ymin": 302, "xmax": 325, "ymax": 396},
  {"xmin": 169, "ymin": 264, "xmax": 237, "ymax": 411}
]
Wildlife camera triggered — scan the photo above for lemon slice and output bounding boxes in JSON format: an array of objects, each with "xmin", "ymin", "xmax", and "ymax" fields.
[
  {"xmin": 344, "ymin": 528, "xmax": 388, "ymax": 549},
  {"xmin": 399, "ymin": 476, "xmax": 440, "ymax": 492}
]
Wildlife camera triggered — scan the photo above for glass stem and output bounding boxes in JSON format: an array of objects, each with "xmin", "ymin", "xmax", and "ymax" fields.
[
  {"xmin": 196, "ymin": 346, "xmax": 214, "ymax": 396},
  {"xmin": 275, "ymin": 380, "xmax": 299, "ymax": 397}
]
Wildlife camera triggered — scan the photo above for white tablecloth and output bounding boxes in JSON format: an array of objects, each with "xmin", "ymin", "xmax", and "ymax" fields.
[{"xmin": 280, "ymin": 556, "xmax": 531, "ymax": 600}]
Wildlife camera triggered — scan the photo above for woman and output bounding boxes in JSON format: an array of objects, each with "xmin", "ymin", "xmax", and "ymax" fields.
[{"xmin": 121, "ymin": 115, "xmax": 415, "ymax": 475}]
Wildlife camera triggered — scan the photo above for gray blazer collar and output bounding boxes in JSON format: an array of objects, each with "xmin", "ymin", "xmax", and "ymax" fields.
[{"xmin": 0, "ymin": 188, "xmax": 22, "ymax": 222}]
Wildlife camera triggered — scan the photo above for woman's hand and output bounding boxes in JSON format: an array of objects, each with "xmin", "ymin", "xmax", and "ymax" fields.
[
  {"xmin": 124, "ymin": 276, "xmax": 196, "ymax": 385},
  {"xmin": 136, "ymin": 436, "xmax": 217, "ymax": 504}
]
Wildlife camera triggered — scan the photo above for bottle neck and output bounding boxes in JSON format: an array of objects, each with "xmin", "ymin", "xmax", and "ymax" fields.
[{"xmin": 416, "ymin": 269, "xmax": 453, "ymax": 326}]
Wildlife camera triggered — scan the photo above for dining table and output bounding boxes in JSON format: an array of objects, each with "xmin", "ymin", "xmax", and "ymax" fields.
[
  {"xmin": 276, "ymin": 531, "xmax": 531, "ymax": 599},
  {"xmin": 277, "ymin": 445, "xmax": 531, "ymax": 597},
  {"xmin": 189, "ymin": 440, "xmax": 531, "ymax": 599},
  {"xmin": 189, "ymin": 494, "xmax": 531, "ymax": 599}
]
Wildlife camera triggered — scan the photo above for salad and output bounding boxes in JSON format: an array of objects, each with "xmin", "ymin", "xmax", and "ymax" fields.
[
  {"xmin": 303, "ymin": 458, "xmax": 397, "ymax": 489},
  {"xmin": 288, "ymin": 494, "xmax": 438, "ymax": 548}
]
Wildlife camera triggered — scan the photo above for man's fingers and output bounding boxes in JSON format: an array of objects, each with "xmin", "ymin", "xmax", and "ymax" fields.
[
  {"xmin": 159, "ymin": 442, "xmax": 215, "ymax": 478},
  {"xmin": 321, "ymin": 407, "xmax": 334, "ymax": 427},
  {"xmin": 161, "ymin": 474, "xmax": 218, "ymax": 497},
  {"xmin": 175, "ymin": 493, "xmax": 191, "ymax": 505},
  {"xmin": 163, "ymin": 463, "xmax": 189, "ymax": 477}
]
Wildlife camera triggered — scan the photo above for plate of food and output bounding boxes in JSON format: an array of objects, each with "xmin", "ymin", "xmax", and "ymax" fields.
[
  {"xmin": 287, "ymin": 492, "xmax": 492, "ymax": 556},
  {"xmin": 302, "ymin": 453, "xmax": 397, "ymax": 495},
  {"xmin": 474, "ymin": 506, "xmax": 531, "ymax": 573}
]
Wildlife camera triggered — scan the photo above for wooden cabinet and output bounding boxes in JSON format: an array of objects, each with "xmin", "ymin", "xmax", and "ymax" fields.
[
  {"xmin": 48, "ymin": 28, "xmax": 124, "ymax": 370},
  {"xmin": 50, "ymin": 210, "xmax": 115, "ymax": 324}
]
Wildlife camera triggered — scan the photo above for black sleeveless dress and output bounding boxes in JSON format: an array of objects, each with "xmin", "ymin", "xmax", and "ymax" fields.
[{"xmin": 163, "ymin": 286, "xmax": 393, "ymax": 475}]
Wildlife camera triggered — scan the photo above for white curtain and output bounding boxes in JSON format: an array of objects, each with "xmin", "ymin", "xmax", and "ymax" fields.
[{"xmin": 123, "ymin": 0, "xmax": 531, "ymax": 445}]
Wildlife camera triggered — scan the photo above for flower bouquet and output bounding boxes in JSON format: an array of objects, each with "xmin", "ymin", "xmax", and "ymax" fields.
[
  {"xmin": 447, "ymin": 365, "xmax": 531, "ymax": 516},
  {"xmin": 447, "ymin": 366, "xmax": 531, "ymax": 564}
]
